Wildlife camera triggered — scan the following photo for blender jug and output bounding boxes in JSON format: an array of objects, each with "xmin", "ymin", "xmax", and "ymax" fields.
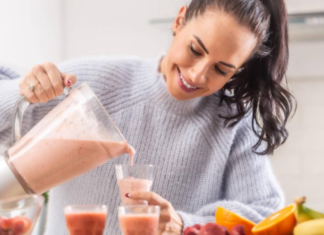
[{"xmin": 0, "ymin": 82, "xmax": 134, "ymax": 197}]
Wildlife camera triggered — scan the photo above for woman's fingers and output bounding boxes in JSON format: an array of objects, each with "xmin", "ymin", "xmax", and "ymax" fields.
[
  {"xmin": 127, "ymin": 191, "xmax": 169, "ymax": 208},
  {"xmin": 159, "ymin": 209, "xmax": 173, "ymax": 223},
  {"xmin": 19, "ymin": 62, "xmax": 78, "ymax": 104},
  {"xmin": 42, "ymin": 62, "xmax": 65, "ymax": 96},
  {"xmin": 20, "ymin": 71, "xmax": 48, "ymax": 103},
  {"xmin": 19, "ymin": 77, "xmax": 40, "ymax": 104},
  {"xmin": 62, "ymin": 73, "xmax": 77, "ymax": 87},
  {"xmin": 127, "ymin": 191, "xmax": 172, "ymax": 223},
  {"xmin": 127, "ymin": 191, "xmax": 183, "ymax": 234},
  {"xmin": 32, "ymin": 64, "xmax": 56, "ymax": 100},
  {"xmin": 158, "ymin": 223, "xmax": 167, "ymax": 233}
]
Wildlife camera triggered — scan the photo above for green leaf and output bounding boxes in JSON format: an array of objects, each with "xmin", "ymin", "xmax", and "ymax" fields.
[{"xmin": 42, "ymin": 191, "xmax": 49, "ymax": 204}]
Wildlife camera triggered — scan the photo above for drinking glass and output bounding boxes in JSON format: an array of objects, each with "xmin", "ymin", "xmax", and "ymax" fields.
[
  {"xmin": 64, "ymin": 205, "xmax": 108, "ymax": 235},
  {"xmin": 115, "ymin": 164, "xmax": 154, "ymax": 205},
  {"xmin": 118, "ymin": 205, "xmax": 160, "ymax": 235}
]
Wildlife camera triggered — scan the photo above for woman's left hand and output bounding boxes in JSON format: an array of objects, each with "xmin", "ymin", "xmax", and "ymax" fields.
[{"xmin": 126, "ymin": 191, "xmax": 183, "ymax": 235}]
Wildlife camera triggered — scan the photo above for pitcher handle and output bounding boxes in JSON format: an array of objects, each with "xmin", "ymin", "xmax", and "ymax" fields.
[
  {"xmin": 11, "ymin": 87, "xmax": 73, "ymax": 146},
  {"xmin": 11, "ymin": 97, "xmax": 29, "ymax": 146}
]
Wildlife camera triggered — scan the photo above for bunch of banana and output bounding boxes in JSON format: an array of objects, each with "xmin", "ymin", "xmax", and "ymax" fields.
[
  {"xmin": 294, "ymin": 196, "xmax": 324, "ymax": 235},
  {"xmin": 294, "ymin": 218, "xmax": 324, "ymax": 235},
  {"xmin": 295, "ymin": 196, "xmax": 324, "ymax": 223}
]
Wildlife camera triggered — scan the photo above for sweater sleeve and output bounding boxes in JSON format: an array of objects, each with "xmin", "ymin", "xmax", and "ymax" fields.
[
  {"xmin": 177, "ymin": 116, "xmax": 284, "ymax": 229},
  {"xmin": 0, "ymin": 66, "xmax": 56, "ymax": 144},
  {"xmin": 0, "ymin": 66, "xmax": 22, "ymax": 144},
  {"xmin": 0, "ymin": 56, "xmax": 137, "ymax": 143}
]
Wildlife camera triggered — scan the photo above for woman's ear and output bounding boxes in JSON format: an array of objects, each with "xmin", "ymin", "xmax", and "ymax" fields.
[{"xmin": 171, "ymin": 5, "xmax": 188, "ymax": 34}]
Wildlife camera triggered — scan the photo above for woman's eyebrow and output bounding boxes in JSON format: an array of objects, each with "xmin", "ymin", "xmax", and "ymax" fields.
[
  {"xmin": 219, "ymin": 61, "xmax": 237, "ymax": 69},
  {"xmin": 193, "ymin": 35, "xmax": 209, "ymax": 54},
  {"xmin": 193, "ymin": 35, "xmax": 237, "ymax": 69}
]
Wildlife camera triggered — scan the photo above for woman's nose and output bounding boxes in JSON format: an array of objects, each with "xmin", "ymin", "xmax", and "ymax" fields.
[{"xmin": 188, "ymin": 63, "xmax": 208, "ymax": 84}]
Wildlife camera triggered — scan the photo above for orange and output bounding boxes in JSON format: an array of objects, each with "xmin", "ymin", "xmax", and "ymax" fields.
[
  {"xmin": 252, "ymin": 204, "xmax": 297, "ymax": 235},
  {"xmin": 215, "ymin": 207, "xmax": 256, "ymax": 235}
]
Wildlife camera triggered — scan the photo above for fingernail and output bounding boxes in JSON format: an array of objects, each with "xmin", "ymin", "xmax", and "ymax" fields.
[
  {"xmin": 125, "ymin": 193, "xmax": 132, "ymax": 198},
  {"xmin": 67, "ymin": 80, "xmax": 71, "ymax": 87}
]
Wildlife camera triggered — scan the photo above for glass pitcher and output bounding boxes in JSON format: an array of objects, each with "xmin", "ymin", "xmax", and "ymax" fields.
[{"xmin": 0, "ymin": 82, "xmax": 134, "ymax": 197}]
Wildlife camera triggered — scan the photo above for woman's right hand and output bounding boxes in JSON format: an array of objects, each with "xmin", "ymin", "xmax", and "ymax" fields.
[{"xmin": 19, "ymin": 62, "xmax": 77, "ymax": 104}]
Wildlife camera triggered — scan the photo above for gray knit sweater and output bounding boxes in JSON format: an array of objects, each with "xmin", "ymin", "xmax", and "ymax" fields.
[{"xmin": 0, "ymin": 56, "xmax": 284, "ymax": 235}]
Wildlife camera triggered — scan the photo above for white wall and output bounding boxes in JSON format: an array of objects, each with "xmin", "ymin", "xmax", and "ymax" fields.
[
  {"xmin": 271, "ymin": 75, "xmax": 324, "ymax": 211},
  {"xmin": 287, "ymin": 41, "xmax": 324, "ymax": 79},
  {"xmin": 272, "ymin": 1, "xmax": 324, "ymax": 210},
  {"xmin": 64, "ymin": 0, "xmax": 187, "ymax": 60},
  {"xmin": 0, "ymin": 0, "xmax": 64, "ymax": 74},
  {"xmin": 285, "ymin": 0, "xmax": 324, "ymax": 13}
]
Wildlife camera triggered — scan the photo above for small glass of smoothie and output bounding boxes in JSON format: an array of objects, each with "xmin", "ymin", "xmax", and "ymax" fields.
[
  {"xmin": 115, "ymin": 164, "xmax": 154, "ymax": 205},
  {"xmin": 118, "ymin": 205, "xmax": 160, "ymax": 235},
  {"xmin": 64, "ymin": 205, "xmax": 108, "ymax": 235}
]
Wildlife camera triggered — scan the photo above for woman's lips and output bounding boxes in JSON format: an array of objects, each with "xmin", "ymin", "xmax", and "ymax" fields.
[{"xmin": 177, "ymin": 67, "xmax": 201, "ymax": 93}]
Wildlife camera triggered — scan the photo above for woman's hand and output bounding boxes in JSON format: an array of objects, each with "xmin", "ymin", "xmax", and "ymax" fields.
[
  {"xmin": 126, "ymin": 191, "xmax": 183, "ymax": 235},
  {"xmin": 19, "ymin": 62, "xmax": 77, "ymax": 103}
]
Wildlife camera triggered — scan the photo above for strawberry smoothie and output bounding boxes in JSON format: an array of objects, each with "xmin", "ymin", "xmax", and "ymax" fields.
[
  {"xmin": 8, "ymin": 138, "xmax": 135, "ymax": 194},
  {"xmin": 119, "ymin": 214, "xmax": 159, "ymax": 235},
  {"xmin": 65, "ymin": 212, "xmax": 107, "ymax": 235},
  {"xmin": 118, "ymin": 177, "xmax": 153, "ymax": 205}
]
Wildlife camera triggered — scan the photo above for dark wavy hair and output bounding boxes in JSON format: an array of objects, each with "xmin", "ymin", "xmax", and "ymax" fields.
[{"xmin": 185, "ymin": 0, "xmax": 296, "ymax": 155}]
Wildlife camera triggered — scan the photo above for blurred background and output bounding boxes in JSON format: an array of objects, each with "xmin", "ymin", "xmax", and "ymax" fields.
[{"xmin": 0, "ymin": 0, "xmax": 324, "ymax": 233}]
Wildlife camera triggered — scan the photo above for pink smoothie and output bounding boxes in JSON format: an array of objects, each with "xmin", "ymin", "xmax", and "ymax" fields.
[
  {"xmin": 118, "ymin": 177, "xmax": 153, "ymax": 205},
  {"xmin": 8, "ymin": 138, "xmax": 135, "ymax": 194},
  {"xmin": 65, "ymin": 212, "xmax": 107, "ymax": 235},
  {"xmin": 119, "ymin": 214, "xmax": 159, "ymax": 235}
]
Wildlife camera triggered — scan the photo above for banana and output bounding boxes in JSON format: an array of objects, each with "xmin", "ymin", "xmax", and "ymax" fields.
[
  {"xmin": 294, "ymin": 218, "xmax": 324, "ymax": 235},
  {"xmin": 295, "ymin": 196, "xmax": 324, "ymax": 223}
]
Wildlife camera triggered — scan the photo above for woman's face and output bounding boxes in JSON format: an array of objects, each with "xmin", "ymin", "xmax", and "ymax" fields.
[{"xmin": 160, "ymin": 6, "xmax": 258, "ymax": 101}]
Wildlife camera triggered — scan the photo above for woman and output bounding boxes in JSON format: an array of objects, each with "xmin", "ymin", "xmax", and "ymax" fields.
[{"xmin": 0, "ymin": 0, "xmax": 295, "ymax": 234}]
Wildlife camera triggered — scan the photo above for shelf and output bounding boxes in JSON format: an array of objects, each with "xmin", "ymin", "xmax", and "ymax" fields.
[
  {"xmin": 289, "ymin": 12, "xmax": 324, "ymax": 41},
  {"xmin": 289, "ymin": 12, "xmax": 324, "ymax": 25}
]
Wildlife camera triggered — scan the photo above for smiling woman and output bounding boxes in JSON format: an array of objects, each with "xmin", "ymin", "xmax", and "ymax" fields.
[
  {"xmin": 161, "ymin": 7, "xmax": 258, "ymax": 99},
  {"xmin": 161, "ymin": 1, "xmax": 294, "ymax": 155},
  {"xmin": 0, "ymin": 0, "xmax": 295, "ymax": 235}
]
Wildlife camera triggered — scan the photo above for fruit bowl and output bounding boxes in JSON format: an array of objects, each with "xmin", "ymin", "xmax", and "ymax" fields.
[{"xmin": 0, "ymin": 195, "xmax": 44, "ymax": 235}]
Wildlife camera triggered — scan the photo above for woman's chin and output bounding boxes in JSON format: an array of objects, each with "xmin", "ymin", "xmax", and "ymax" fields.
[{"xmin": 167, "ymin": 87, "xmax": 191, "ymax": 101}]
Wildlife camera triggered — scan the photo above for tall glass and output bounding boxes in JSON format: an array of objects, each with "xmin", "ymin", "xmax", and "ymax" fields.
[
  {"xmin": 64, "ymin": 205, "xmax": 108, "ymax": 235},
  {"xmin": 115, "ymin": 164, "xmax": 154, "ymax": 205},
  {"xmin": 118, "ymin": 205, "xmax": 160, "ymax": 235}
]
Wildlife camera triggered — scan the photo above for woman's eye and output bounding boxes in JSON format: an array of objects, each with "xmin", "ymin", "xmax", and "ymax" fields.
[
  {"xmin": 214, "ymin": 66, "xmax": 227, "ymax": 76},
  {"xmin": 190, "ymin": 44, "xmax": 201, "ymax": 56}
]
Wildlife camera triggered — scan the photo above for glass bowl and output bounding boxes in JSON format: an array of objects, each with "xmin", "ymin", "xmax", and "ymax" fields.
[{"xmin": 0, "ymin": 194, "xmax": 44, "ymax": 235}]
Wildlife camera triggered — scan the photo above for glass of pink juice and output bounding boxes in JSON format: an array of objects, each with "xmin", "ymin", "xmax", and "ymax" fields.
[
  {"xmin": 118, "ymin": 205, "xmax": 160, "ymax": 235},
  {"xmin": 64, "ymin": 205, "xmax": 108, "ymax": 235},
  {"xmin": 115, "ymin": 164, "xmax": 154, "ymax": 205}
]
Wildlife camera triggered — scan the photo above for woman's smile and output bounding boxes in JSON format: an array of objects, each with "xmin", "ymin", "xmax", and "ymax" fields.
[{"xmin": 177, "ymin": 67, "xmax": 202, "ymax": 93}]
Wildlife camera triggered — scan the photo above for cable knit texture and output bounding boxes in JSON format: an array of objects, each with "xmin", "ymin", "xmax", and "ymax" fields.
[{"xmin": 0, "ymin": 56, "xmax": 284, "ymax": 235}]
